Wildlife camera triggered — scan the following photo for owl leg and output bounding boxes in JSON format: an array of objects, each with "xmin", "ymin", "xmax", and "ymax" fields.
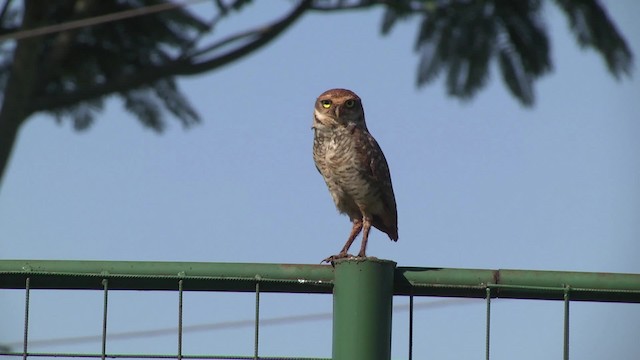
[
  {"xmin": 339, "ymin": 218, "xmax": 363, "ymax": 255},
  {"xmin": 322, "ymin": 219, "xmax": 362, "ymax": 263},
  {"xmin": 357, "ymin": 217, "xmax": 372, "ymax": 258}
]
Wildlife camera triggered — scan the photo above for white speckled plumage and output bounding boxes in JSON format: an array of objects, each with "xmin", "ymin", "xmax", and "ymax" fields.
[{"xmin": 312, "ymin": 88, "xmax": 397, "ymax": 262}]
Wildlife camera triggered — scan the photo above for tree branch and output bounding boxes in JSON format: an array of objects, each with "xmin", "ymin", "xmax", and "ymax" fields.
[
  {"xmin": 0, "ymin": 0, "xmax": 44, "ymax": 189},
  {"xmin": 307, "ymin": 0, "xmax": 422, "ymax": 12},
  {"xmin": 30, "ymin": 0, "xmax": 312, "ymax": 113},
  {"xmin": 0, "ymin": 1, "xmax": 198, "ymax": 42}
]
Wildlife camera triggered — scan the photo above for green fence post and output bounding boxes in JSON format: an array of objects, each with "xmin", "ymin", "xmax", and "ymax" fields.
[{"xmin": 332, "ymin": 258, "xmax": 396, "ymax": 360}]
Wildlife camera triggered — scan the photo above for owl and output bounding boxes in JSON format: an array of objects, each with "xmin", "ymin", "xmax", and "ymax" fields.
[{"xmin": 312, "ymin": 88, "xmax": 398, "ymax": 263}]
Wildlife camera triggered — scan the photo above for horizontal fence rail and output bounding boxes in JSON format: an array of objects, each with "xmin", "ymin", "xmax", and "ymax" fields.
[
  {"xmin": 1, "ymin": 259, "xmax": 640, "ymax": 360},
  {"xmin": 1, "ymin": 260, "xmax": 639, "ymax": 302}
]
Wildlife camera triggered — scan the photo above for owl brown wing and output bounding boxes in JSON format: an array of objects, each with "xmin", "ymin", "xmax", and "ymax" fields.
[{"xmin": 353, "ymin": 127, "xmax": 398, "ymax": 241}]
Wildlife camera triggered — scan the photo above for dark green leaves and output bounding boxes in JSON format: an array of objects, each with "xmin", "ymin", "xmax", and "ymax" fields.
[
  {"xmin": 0, "ymin": 0, "xmax": 209, "ymax": 132},
  {"xmin": 381, "ymin": 0, "xmax": 631, "ymax": 106},
  {"xmin": 1, "ymin": 0, "xmax": 634, "ymax": 127},
  {"xmin": 554, "ymin": 0, "xmax": 633, "ymax": 79}
]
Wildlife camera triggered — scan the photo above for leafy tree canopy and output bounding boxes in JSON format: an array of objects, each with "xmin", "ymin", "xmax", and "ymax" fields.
[{"xmin": 0, "ymin": 0, "xmax": 633, "ymax": 189}]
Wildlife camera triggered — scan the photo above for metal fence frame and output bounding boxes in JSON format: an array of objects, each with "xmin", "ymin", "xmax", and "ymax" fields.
[{"xmin": 1, "ymin": 259, "xmax": 639, "ymax": 360}]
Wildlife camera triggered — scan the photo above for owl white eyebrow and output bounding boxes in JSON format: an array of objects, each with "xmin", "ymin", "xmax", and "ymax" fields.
[{"xmin": 312, "ymin": 89, "xmax": 398, "ymax": 264}]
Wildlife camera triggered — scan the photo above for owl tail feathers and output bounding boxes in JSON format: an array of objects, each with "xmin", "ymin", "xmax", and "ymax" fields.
[
  {"xmin": 372, "ymin": 216, "xmax": 398, "ymax": 242},
  {"xmin": 386, "ymin": 228, "xmax": 399, "ymax": 242}
]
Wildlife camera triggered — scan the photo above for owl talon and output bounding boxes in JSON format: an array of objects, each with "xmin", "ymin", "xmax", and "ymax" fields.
[
  {"xmin": 313, "ymin": 89, "xmax": 398, "ymax": 263},
  {"xmin": 321, "ymin": 253, "xmax": 354, "ymax": 264}
]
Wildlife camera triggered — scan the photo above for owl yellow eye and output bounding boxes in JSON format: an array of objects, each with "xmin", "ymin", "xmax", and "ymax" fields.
[
  {"xmin": 320, "ymin": 100, "xmax": 332, "ymax": 109},
  {"xmin": 345, "ymin": 99, "xmax": 356, "ymax": 108}
]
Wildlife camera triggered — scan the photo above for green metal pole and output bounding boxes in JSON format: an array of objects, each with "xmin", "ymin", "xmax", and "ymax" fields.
[{"xmin": 332, "ymin": 258, "xmax": 396, "ymax": 360}]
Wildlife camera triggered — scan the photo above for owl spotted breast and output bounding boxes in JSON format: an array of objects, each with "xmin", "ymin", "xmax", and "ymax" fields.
[{"xmin": 312, "ymin": 88, "xmax": 398, "ymax": 263}]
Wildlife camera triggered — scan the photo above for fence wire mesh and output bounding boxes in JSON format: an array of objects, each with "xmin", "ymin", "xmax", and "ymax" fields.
[{"xmin": 1, "ymin": 260, "xmax": 639, "ymax": 360}]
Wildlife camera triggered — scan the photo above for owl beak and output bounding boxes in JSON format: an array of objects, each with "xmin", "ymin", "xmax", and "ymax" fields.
[{"xmin": 334, "ymin": 105, "xmax": 340, "ymax": 118}]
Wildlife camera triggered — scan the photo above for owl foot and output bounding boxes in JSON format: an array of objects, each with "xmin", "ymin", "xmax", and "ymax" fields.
[{"xmin": 321, "ymin": 252, "xmax": 355, "ymax": 264}]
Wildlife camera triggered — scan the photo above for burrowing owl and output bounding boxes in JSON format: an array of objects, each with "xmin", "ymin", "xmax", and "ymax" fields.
[{"xmin": 312, "ymin": 88, "xmax": 398, "ymax": 263}]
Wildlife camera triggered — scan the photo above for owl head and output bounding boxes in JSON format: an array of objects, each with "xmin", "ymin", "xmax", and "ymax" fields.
[{"xmin": 313, "ymin": 88, "xmax": 367, "ymax": 130}]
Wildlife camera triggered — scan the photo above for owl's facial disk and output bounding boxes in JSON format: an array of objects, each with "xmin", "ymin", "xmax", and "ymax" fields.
[{"xmin": 313, "ymin": 91, "xmax": 364, "ymax": 129}]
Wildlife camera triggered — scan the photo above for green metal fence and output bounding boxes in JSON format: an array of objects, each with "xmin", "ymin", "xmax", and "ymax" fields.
[{"xmin": 1, "ymin": 259, "xmax": 639, "ymax": 360}]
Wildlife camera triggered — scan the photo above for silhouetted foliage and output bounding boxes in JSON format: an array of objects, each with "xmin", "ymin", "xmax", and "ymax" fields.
[
  {"xmin": 377, "ymin": 0, "xmax": 631, "ymax": 105},
  {"xmin": 554, "ymin": 0, "xmax": 632, "ymax": 78},
  {"xmin": 19, "ymin": 1, "xmax": 208, "ymax": 131},
  {"xmin": 0, "ymin": 0, "xmax": 634, "ymax": 190}
]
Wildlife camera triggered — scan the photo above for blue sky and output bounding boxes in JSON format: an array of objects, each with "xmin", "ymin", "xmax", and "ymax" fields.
[{"xmin": 1, "ymin": 1, "xmax": 639, "ymax": 359}]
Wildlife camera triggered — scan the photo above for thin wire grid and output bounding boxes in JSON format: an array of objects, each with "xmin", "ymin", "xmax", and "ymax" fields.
[
  {"xmin": 254, "ymin": 282, "xmax": 260, "ymax": 360},
  {"xmin": 21, "ymin": 277, "xmax": 30, "ymax": 360},
  {"xmin": 178, "ymin": 280, "xmax": 184, "ymax": 360},
  {"xmin": 483, "ymin": 283, "xmax": 573, "ymax": 360},
  {"xmin": 1, "ymin": 355, "xmax": 328, "ymax": 360},
  {"xmin": 4, "ymin": 269, "xmax": 638, "ymax": 360},
  {"xmin": 485, "ymin": 287, "xmax": 491, "ymax": 360},
  {"xmin": 2, "ymin": 298, "xmax": 469, "ymax": 350},
  {"xmin": 102, "ymin": 279, "xmax": 109, "ymax": 360},
  {"xmin": 563, "ymin": 286, "xmax": 570, "ymax": 360},
  {"xmin": 408, "ymin": 294, "xmax": 413, "ymax": 360}
]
